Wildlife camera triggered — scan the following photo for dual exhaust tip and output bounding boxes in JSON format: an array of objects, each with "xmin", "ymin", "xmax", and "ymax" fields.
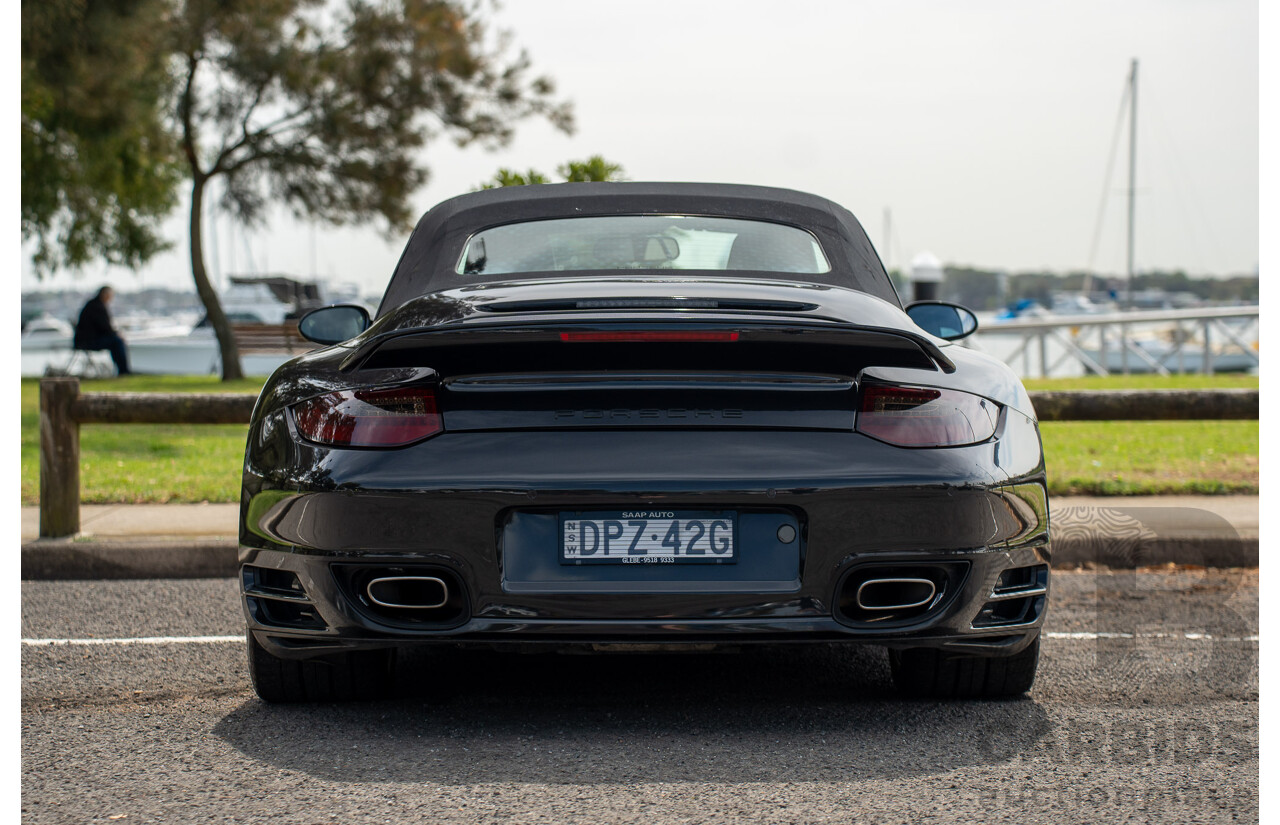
[
  {"xmin": 835, "ymin": 562, "xmax": 967, "ymax": 625},
  {"xmin": 366, "ymin": 576, "xmax": 449, "ymax": 610},
  {"xmin": 368, "ymin": 574, "xmax": 939, "ymax": 613},
  {"xmin": 366, "ymin": 572, "xmax": 937, "ymax": 616}
]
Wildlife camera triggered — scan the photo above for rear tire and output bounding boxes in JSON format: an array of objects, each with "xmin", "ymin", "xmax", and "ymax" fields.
[
  {"xmin": 889, "ymin": 636, "xmax": 1039, "ymax": 699},
  {"xmin": 247, "ymin": 633, "xmax": 395, "ymax": 703}
]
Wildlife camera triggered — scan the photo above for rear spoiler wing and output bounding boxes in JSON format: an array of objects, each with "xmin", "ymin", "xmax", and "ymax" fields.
[{"xmin": 340, "ymin": 317, "xmax": 955, "ymax": 375}]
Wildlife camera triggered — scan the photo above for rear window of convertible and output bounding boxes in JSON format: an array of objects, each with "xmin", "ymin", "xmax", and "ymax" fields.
[{"xmin": 456, "ymin": 216, "xmax": 831, "ymax": 276}]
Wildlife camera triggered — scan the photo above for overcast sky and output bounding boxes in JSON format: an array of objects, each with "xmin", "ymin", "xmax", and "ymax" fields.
[{"xmin": 19, "ymin": 0, "xmax": 1263, "ymax": 297}]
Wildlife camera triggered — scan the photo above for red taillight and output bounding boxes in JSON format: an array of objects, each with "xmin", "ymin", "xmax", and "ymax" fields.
[
  {"xmin": 291, "ymin": 386, "xmax": 443, "ymax": 447},
  {"xmin": 559, "ymin": 331, "xmax": 739, "ymax": 343},
  {"xmin": 856, "ymin": 384, "xmax": 998, "ymax": 447}
]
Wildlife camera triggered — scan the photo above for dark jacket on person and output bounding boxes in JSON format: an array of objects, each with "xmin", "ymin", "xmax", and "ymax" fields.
[{"xmin": 73, "ymin": 297, "xmax": 116, "ymax": 349}]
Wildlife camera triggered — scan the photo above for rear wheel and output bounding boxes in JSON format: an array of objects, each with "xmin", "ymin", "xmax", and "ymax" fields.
[
  {"xmin": 247, "ymin": 633, "xmax": 395, "ymax": 703},
  {"xmin": 889, "ymin": 636, "xmax": 1040, "ymax": 699}
]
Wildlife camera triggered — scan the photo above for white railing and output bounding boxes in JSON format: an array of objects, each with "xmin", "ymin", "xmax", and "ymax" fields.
[{"xmin": 970, "ymin": 306, "xmax": 1260, "ymax": 377}]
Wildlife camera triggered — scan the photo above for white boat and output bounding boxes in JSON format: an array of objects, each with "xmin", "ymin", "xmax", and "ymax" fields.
[
  {"xmin": 1083, "ymin": 337, "xmax": 1257, "ymax": 374},
  {"xmin": 115, "ymin": 310, "xmax": 203, "ymax": 341},
  {"xmin": 125, "ymin": 282, "xmax": 301, "ymax": 374},
  {"xmin": 987, "ymin": 293, "xmax": 1115, "ymax": 327},
  {"xmin": 220, "ymin": 281, "xmax": 292, "ymax": 324},
  {"xmin": 20, "ymin": 314, "xmax": 74, "ymax": 351},
  {"xmin": 1050, "ymin": 293, "xmax": 1116, "ymax": 316}
]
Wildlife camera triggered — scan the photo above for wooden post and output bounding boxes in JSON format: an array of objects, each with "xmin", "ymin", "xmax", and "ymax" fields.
[
  {"xmin": 1029, "ymin": 389, "xmax": 1258, "ymax": 421},
  {"xmin": 40, "ymin": 378, "xmax": 81, "ymax": 538},
  {"xmin": 71, "ymin": 392, "xmax": 257, "ymax": 424}
]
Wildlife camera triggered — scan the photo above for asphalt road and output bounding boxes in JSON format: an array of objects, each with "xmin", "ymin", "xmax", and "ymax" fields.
[{"xmin": 22, "ymin": 568, "xmax": 1258, "ymax": 824}]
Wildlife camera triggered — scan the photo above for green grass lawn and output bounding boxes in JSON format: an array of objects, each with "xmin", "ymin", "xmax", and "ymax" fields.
[
  {"xmin": 21, "ymin": 376, "xmax": 265, "ymax": 505},
  {"xmin": 1023, "ymin": 374, "xmax": 1259, "ymax": 391},
  {"xmin": 1025, "ymin": 373, "xmax": 1258, "ymax": 495},
  {"xmin": 19, "ymin": 373, "xmax": 1259, "ymax": 504},
  {"xmin": 1039, "ymin": 419, "xmax": 1257, "ymax": 495}
]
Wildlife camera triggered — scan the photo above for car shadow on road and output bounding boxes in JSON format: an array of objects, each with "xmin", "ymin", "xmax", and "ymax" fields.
[{"xmin": 212, "ymin": 643, "xmax": 1051, "ymax": 784}]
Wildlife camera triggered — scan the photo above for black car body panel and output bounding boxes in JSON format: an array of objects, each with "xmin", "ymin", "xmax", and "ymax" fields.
[{"xmin": 239, "ymin": 183, "xmax": 1049, "ymax": 694}]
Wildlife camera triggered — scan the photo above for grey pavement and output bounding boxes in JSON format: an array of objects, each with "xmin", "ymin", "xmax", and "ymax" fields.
[
  {"xmin": 20, "ymin": 502, "xmax": 237, "ymax": 540},
  {"xmin": 20, "ymin": 570, "xmax": 1260, "ymax": 822},
  {"xmin": 19, "ymin": 496, "xmax": 1259, "ymax": 579}
]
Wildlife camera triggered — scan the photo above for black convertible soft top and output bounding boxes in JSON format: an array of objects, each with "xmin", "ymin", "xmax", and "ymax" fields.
[{"xmin": 377, "ymin": 182, "xmax": 897, "ymax": 315}]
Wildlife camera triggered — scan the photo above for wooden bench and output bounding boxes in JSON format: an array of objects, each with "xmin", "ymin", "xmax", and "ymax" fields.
[{"xmin": 230, "ymin": 322, "xmax": 318, "ymax": 355}]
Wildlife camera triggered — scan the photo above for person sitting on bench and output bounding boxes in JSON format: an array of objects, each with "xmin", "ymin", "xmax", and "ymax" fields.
[{"xmin": 73, "ymin": 286, "xmax": 131, "ymax": 376}]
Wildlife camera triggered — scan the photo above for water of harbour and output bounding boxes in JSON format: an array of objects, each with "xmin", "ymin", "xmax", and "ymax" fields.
[{"xmin": 21, "ymin": 313, "xmax": 1258, "ymax": 380}]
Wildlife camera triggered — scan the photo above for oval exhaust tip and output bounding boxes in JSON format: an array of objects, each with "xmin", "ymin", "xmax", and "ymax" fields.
[
  {"xmin": 855, "ymin": 577, "xmax": 937, "ymax": 611},
  {"xmin": 367, "ymin": 576, "xmax": 449, "ymax": 610}
]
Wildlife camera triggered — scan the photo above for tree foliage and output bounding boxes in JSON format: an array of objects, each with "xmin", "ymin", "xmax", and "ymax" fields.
[
  {"xmin": 478, "ymin": 168, "xmax": 552, "ymax": 188},
  {"xmin": 23, "ymin": 0, "xmax": 573, "ymax": 379},
  {"xmin": 174, "ymin": 0, "xmax": 574, "ymax": 230},
  {"xmin": 558, "ymin": 155, "xmax": 624, "ymax": 183},
  {"xmin": 477, "ymin": 154, "xmax": 625, "ymax": 189},
  {"xmin": 22, "ymin": 0, "xmax": 183, "ymax": 273},
  {"xmin": 169, "ymin": 0, "xmax": 574, "ymax": 379}
]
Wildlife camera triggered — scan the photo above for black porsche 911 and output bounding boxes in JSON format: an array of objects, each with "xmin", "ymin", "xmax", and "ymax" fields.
[{"xmin": 239, "ymin": 182, "xmax": 1050, "ymax": 702}]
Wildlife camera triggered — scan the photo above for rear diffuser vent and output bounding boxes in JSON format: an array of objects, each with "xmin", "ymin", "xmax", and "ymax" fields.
[
  {"xmin": 972, "ymin": 564, "xmax": 1049, "ymax": 628},
  {"xmin": 243, "ymin": 566, "xmax": 328, "ymax": 630}
]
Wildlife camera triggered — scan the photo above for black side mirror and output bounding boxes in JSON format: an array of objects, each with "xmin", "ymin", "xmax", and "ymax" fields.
[
  {"xmin": 298, "ymin": 304, "xmax": 371, "ymax": 345},
  {"xmin": 905, "ymin": 301, "xmax": 979, "ymax": 341}
]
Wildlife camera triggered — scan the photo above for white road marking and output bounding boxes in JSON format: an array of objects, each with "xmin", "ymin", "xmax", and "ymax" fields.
[
  {"xmin": 1044, "ymin": 631, "xmax": 1258, "ymax": 642},
  {"xmin": 20, "ymin": 632, "xmax": 1259, "ymax": 646}
]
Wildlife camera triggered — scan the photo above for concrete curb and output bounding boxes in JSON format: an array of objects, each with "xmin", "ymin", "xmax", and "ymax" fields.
[{"xmin": 22, "ymin": 537, "xmax": 239, "ymax": 580}]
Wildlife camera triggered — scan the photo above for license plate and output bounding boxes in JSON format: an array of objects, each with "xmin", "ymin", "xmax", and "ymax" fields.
[{"xmin": 560, "ymin": 511, "xmax": 737, "ymax": 564}]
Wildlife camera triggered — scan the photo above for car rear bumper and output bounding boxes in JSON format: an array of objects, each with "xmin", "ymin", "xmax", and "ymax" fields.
[
  {"xmin": 241, "ymin": 540, "xmax": 1049, "ymax": 660},
  {"xmin": 240, "ymin": 427, "xmax": 1049, "ymax": 660}
]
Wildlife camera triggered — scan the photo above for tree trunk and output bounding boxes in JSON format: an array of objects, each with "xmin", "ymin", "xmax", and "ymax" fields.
[{"xmin": 189, "ymin": 176, "xmax": 244, "ymax": 381}]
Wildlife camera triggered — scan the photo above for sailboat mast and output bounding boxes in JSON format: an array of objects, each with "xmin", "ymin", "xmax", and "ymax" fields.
[{"xmin": 1126, "ymin": 58, "xmax": 1138, "ymax": 309}]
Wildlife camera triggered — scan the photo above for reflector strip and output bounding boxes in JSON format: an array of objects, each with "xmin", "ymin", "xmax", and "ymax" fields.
[{"xmin": 559, "ymin": 331, "xmax": 740, "ymax": 343}]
